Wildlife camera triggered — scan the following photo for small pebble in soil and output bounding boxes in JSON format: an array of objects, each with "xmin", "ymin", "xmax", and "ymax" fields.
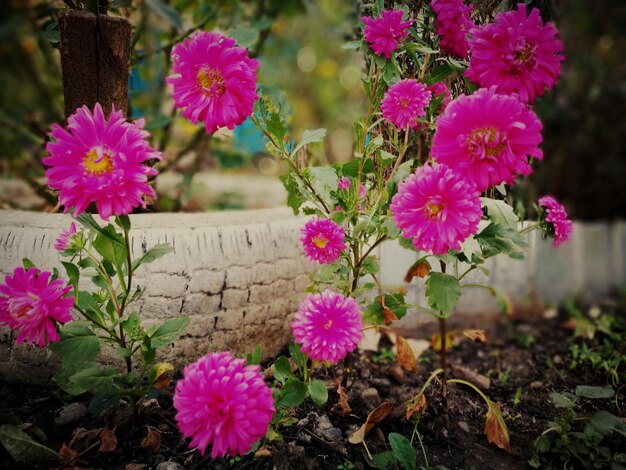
[
  {"xmin": 458, "ymin": 421, "xmax": 470, "ymax": 433},
  {"xmin": 125, "ymin": 464, "xmax": 147, "ymax": 470},
  {"xmin": 313, "ymin": 413, "xmax": 342, "ymax": 442},
  {"xmin": 360, "ymin": 387, "xmax": 381, "ymax": 410},
  {"xmin": 297, "ymin": 417, "xmax": 309, "ymax": 427},
  {"xmin": 142, "ymin": 398, "xmax": 160, "ymax": 413},
  {"xmin": 530, "ymin": 380, "xmax": 543, "ymax": 389},
  {"xmin": 296, "ymin": 431, "xmax": 312, "ymax": 444},
  {"xmin": 155, "ymin": 461, "xmax": 185, "ymax": 470},
  {"xmin": 370, "ymin": 377, "xmax": 391, "ymax": 389},
  {"xmin": 55, "ymin": 402, "xmax": 87, "ymax": 427}
]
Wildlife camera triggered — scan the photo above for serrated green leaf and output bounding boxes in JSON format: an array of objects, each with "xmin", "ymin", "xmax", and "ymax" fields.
[
  {"xmin": 277, "ymin": 378, "xmax": 307, "ymax": 407},
  {"xmin": 76, "ymin": 213, "xmax": 125, "ymax": 249},
  {"xmin": 389, "ymin": 432, "xmax": 416, "ymax": 470},
  {"xmin": 361, "ymin": 256, "xmax": 379, "ymax": 276},
  {"xmin": 480, "ymin": 198, "xmax": 518, "ymax": 230},
  {"xmin": 475, "ymin": 223, "xmax": 528, "ymax": 260},
  {"xmin": 280, "ymin": 173, "xmax": 305, "ymax": 215},
  {"xmin": 69, "ymin": 366, "xmax": 117, "ymax": 395},
  {"xmin": 131, "ymin": 243, "xmax": 174, "ymax": 271},
  {"xmin": 231, "ymin": 25, "xmax": 259, "ymax": 48},
  {"xmin": 0, "ymin": 424, "xmax": 60, "ymax": 464},
  {"xmin": 308, "ymin": 380, "xmax": 328, "ymax": 406},
  {"xmin": 425, "ymin": 272, "xmax": 461, "ymax": 316},
  {"xmin": 291, "ymin": 128, "xmax": 327, "ymax": 156},
  {"xmin": 149, "ymin": 316, "xmax": 189, "ymax": 349}
]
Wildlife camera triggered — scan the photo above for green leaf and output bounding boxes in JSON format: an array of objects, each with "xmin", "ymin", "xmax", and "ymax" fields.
[
  {"xmin": 575, "ymin": 385, "xmax": 614, "ymax": 399},
  {"xmin": 288, "ymin": 342, "xmax": 308, "ymax": 372},
  {"xmin": 361, "ymin": 256, "xmax": 379, "ymax": 276},
  {"xmin": 364, "ymin": 293, "xmax": 407, "ymax": 324},
  {"xmin": 291, "ymin": 128, "xmax": 327, "ymax": 156},
  {"xmin": 150, "ymin": 316, "xmax": 189, "ymax": 349},
  {"xmin": 273, "ymin": 356, "xmax": 293, "ymax": 385},
  {"xmin": 246, "ymin": 345, "xmax": 263, "ymax": 365},
  {"xmin": 49, "ymin": 334, "xmax": 100, "ymax": 367},
  {"xmin": 266, "ymin": 112, "xmax": 287, "ymax": 144},
  {"xmin": 550, "ymin": 392, "xmax": 574, "ymax": 409},
  {"xmin": 76, "ymin": 213, "xmax": 125, "ymax": 249},
  {"xmin": 145, "ymin": 0, "xmax": 183, "ymax": 31},
  {"xmin": 231, "ymin": 25, "xmax": 260, "ymax": 49},
  {"xmin": 425, "ymin": 272, "xmax": 461, "ymax": 316},
  {"xmin": 21, "ymin": 258, "xmax": 35, "ymax": 269},
  {"xmin": 143, "ymin": 114, "xmax": 172, "ymax": 131},
  {"xmin": 92, "ymin": 225, "xmax": 126, "ymax": 268},
  {"xmin": 588, "ymin": 411, "xmax": 626, "ymax": 439},
  {"xmin": 309, "ymin": 166, "xmax": 338, "ymax": 207},
  {"xmin": 0, "ymin": 424, "xmax": 60, "ymax": 464},
  {"xmin": 389, "ymin": 432, "xmax": 416, "ymax": 470},
  {"xmin": 480, "ymin": 198, "xmax": 519, "ymax": 230},
  {"xmin": 308, "ymin": 380, "xmax": 328, "ymax": 406},
  {"xmin": 475, "ymin": 223, "xmax": 528, "ymax": 260},
  {"xmin": 364, "ymin": 450, "xmax": 398, "ymax": 469},
  {"xmin": 342, "ymin": 40, "xmax": 361, "ymax": 50},
  {"xmin": 115, "ymin": 215, "xmax": 131, "ymax": 233},
  {"xmin": 53, "ymin": 365, "xmax": 88, "ymax": 395},
  {"xmin": 76, "ymin": 291, "xmax": 106, "ymax": 326},
  {"xmin": 69, "ymin": 366, "xmax": 117, "ymax": 395},
  {"xmin": 131, "ymin": 243, "xmax": 174, "ymax": 271},
  {"xmin": 61, "ymin": 262, "xmax": 80, "ymax": 291},
  {"xmin": 121, "ymin": 312, "xmax": 143, "ymax": 341},
  {"xmin": 279, "ymin": 173, "xmax": 306, "ymax": 215},
  {"xmin": 277, "ymin": 378, "xmax": 308, "ymax": 407}
]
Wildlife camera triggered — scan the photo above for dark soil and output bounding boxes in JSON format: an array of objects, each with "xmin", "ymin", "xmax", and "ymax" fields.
[{"xmin": 1, "ymin": 297, "xmax": 625, "ymax": 470}]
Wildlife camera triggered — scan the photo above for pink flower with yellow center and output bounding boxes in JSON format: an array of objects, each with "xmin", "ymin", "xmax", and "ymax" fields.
[
  {"xmin": 431, "ymin": 0, "xmax": 475, "ymax": 58},
  {"xmin": 291, "ymin": 291, "xmax": 363, "ymax": 364},
  {"xmin": 381, "ymin": 79, "xmax": 432, "ymax": 129},
  {"xmin": 538, "ymin": 195, "xmax": 573, "ymax": 246},
  {"xmin": 44, "ymin": 103, "xmax": 160, "ymax": 220},
  {"xmin": 390, "ymin": 163, "xmax": 482, "ymax": 254},
  {"xmin": 431, "ymin": 86, "xmax": 543, "ymax": 191},
  {"xmin": 362, "ymin": 9, "xmax": 413, "ymax": 59},
  {"xmin": 301, "ymin": 218, "xmax": 346, "ymax": 264},
  {"xmin": 465, "ymin": 4, "xmax": 564, "ymax": 103},
  {"xmin": 173, "ymin": 352, "xmax": 275, "ymax": 458},
  {"xmin": 167, "ymin": 32, "xmax": 259, "ymax": 133},
  {"xmin": 0, "ymin": 267, "xmax": 74, "ymax": 347}
]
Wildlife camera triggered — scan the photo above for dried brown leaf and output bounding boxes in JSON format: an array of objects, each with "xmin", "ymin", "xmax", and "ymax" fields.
[
  {"xmin": 485, "ymin": 401, "xmax": 511, "ymax": 453},
  {"xmin": 254, "ymin": 446, "xmax": 272, "ymax": 458},
  {"xmin": 98, "ymin": 427, "xmax": 117, "ymax": 453},
  {"xmin": 69, "ymin": 427, "xmax": 100, "ymax": 450},
  {"xmin": 404, "ymin": 260, "xmax": 431, "ymax": 283},
  {"xmin": 140, "ymin": 425, "xmax": 161, "ymax": 452},
  {"xmin": 463, "ymin": 329, "xmax": 488, "ymax": 343},
  {"xmin": 59, "ymin": 443, "xmax": 79, "ymax": 464},
  {"xmin": 348, "ymin": 402, "xmax": 394, "ymax": 444},
  {"xmin": 405, "ymin": 393, "xmax": 427, "ymax": 420},
  {"xmin": 396, "ymin": 336, "xmax": 416, "ymax": 372},
  {"xmin": 330, "ymin": 384, "xmax": 351, "ymax": 417}
]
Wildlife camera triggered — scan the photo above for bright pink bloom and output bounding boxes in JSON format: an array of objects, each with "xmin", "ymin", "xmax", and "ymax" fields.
[
  {"xmin": 431, "ymin": 0, "xmax": 474, "ymax": 58},
  {"xmin": 431, "ymin": 87, "xmax": 543, "ymax": 191},
  {"xmin": 390, "ymin": 163, "xmax": 481, "ymax": 255},
  {"xmin": 44, "ymin": 104, "xmax": 160, "ymax": 220},
  {"xmin": 381, "ymin": 79, "xmax": 432, "ymax": 129},
  {"xmin": 173, "ymin": 352, "xmax": 274, "ymax": 458},
  {"xmin": 54, "ymin": 222, "xmax": 78, "ymax": 252},
  {"xmin": 427, "ymin": 82, "xmax": 452, "ymax": 113},
  {"xmin": 466, "ymin": 4, "xmax": 564, "ymax": 103},
  {"xmin": 301, "ymin": 218, "xmax": 346, "ymax": 264},
  {"xmin": 291, "ymin": 291, "xmax": 363, "ymax": 364},
  {"xmin": 337, "ymin": 177, "xmax": 351, "ymax": 190},
  {"xmin": 362, "ymin": 9, "xmax": 413, "ymax": 59},
  {"xmin": 167, "ymin": 32, "xmax": 259, "ymax": 133},
  {"xmin": 538, "ymin": 196, "xmax": 573, "ymax": 246},
  {"xmin": 0, "ymin": 267, "xmax": 73, "ymax": 347},
  {"xmin": 359, "ymin": 184, "xmax": 368, "ymax": 199}
]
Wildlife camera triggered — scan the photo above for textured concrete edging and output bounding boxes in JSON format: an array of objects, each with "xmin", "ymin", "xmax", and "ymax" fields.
[{"xmin": 0, "ymin": 208, "xmax": 312, "ymax": 383}]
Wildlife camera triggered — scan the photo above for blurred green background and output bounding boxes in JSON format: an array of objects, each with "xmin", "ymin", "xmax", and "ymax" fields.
[{"xmin": 0, "ymin": 0, "xmax": 624, "ymax": 218}]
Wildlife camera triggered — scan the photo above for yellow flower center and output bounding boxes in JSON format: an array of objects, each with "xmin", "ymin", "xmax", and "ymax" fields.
[
  {"xmin": 515, "ymin": 43, "xmax": 534, "ymax": 63},
  {"xmin": 312, "ymin": 236, "xmax": 329, "ymax": 249},
  {"xmin": 323, "ymin": 319, "xmax": 333, "ymax": 330},
  {"xmin": 83, "ymin": 147, "xmax": 114, "ymax": 176},
  {"xmin": 399, "ymin": 98, "xmax": 409, "ymax": 108},
  {"xmin": 425, "ymin": 202, "xmax": 443, "ymax": 220},
  {"xmin": 468, "ymin": 127, "xmax": 506, "ymax": 158},
  {"xmin": 197, "ymin": 68, "xmax": 225, "ymax": 96}
]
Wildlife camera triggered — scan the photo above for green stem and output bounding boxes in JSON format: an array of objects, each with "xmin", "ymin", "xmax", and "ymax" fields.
[
  {"xmin": 448, "ymin": 379, "xmax": 490, "ymax": 405},
  {"xmin": 519, "ymin": 221, "xmax": 542, "ymax": 234}
]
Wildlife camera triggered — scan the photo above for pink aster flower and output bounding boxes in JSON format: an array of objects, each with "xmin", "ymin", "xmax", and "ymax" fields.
[
  {"xmin": 337, "ymin": 177, "xmax": 351, "ymax": 190},
  {"xmin": 381, "ymin": 79, "xmax": 432, "ymax": 129},
  {"xmin": 0, "ymin": 267, "xmax": 74, "ymax": 347},
  {"xmin": 44, "ymin": 103, "xmax": 160, "ymax": 220},
  {"xmin": 427, "ymin": 82, "xmax": 452, "ymax": 113},
  {"xmin": 167, "ymin": 32, "xmax": 259, "ymax": 133},
  {"xmin": 431, "ymin": 0, "xmax": 475, "ymax": 58},
  {"xmin": 301, "ymin": 218, "xmax": 346, "ymax": 264},
  {"xmin": 466, "ymin": 4, "xmax": 564, "ymax": 103},
  {"xmin": 362, "ymin": 9, "xmax": 413, "ymax": 59},
  {"xmin": 538, "ymin": 195, "xmax": 573, "ymax": 246},
  {"xmin": 173, "ymin": 352, "xmax": 274, "ymax": 459},
  {"xmin": 431, "ymin": 86, "xmax": 543, "ymax": 191},
  {"xmin": 54, "ymin": 222, "xmax": 78, "ymax": 252},
  {"xmin": 390, "ymin": 163, "xmax": 482, "ymax": 255},
  {"xmin": 291, "ymin": 291, "xmax": 363, "ymax": 364}
]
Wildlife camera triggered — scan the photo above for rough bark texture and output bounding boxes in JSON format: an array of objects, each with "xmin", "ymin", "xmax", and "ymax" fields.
[
  {"xmin": 58, "ymin": 11, "xmax": 131, "ymax": 118},
  {"xmin": 0, "ymin": 209, "xmax": 314, "ymax": 384}
]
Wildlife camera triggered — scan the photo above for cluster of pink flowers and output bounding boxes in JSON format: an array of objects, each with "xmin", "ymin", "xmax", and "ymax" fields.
[
  {"xmin": 538, "ymin": 196, "xmax": 573, "ymax": 246},
  {"xmin": 291, "ymin": 291, "xmax": 363, "ymax": 364},
  {"xmin": 0, "ymin": 267, "xmax": 74, "ymax": 347},
  {"xmin": 167, "ymin": 32, "xmax": 259, "ymax": 133},
  {"xmin": 381, "ymin": 79, "xmax": 432, "ymax": 129},
  {"xmin": 430, "ymin": 0, "xmax": 474, "ymax": 58},
  {"xmin": 390, "ymin": 163, "xmax": 482, "ymax": 254},
  {"xmin": 362, "ymin": 9, "xmax": 413, "ymax": 59},
  {"xmin": 173, "ymin": 352, "xmax": 275, "ymax": 458},
  {"xmin": 301, "ymin": 217, "xmax": 346, "ymax": 264}
]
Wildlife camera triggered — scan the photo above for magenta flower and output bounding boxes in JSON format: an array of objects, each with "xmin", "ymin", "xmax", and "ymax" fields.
[
  {"xmin": 431, "ymin": 87, "xmax": 543, "ymax": 191},
  {"xmin": 173, "ymin": 352, "xmax": 274, "ymax": 458},
  {"xmin": 381, "ymin": 79, "xmax": 432, "ymax": 129},
  {"xmin": 291, "ymin": 291, "xmax": 363, "ymax": 364},
  {"xmin": 431, "ymin": 0, "xmax": 475, "ymax": 58},
  {"xmin": 301, "ymin": 218, "xmax": 346, "ymax": 264},
  {"xmin": 538, "ymin": 196, "xmax": 573, "ymax": 246},
  {"xmin": 362, "ymin": 9, "xmax": 413, "ymax": 59},
  {"xmin": 0, "ymin": 267, "xmax": 73, "ymax": 347},
  {"xmin": 337, "ymin": 177, "xmax": 351, "ymax": 190},
  {"xmin": 54, "ymin": 222, "xmax": 78, "ymax": 252},
  {"xmin": 390, "ymin": 163, "xmax": 482, "ymax": 255},
  {"xmin": 44, "ymin": 103, "xmax": 160, "ymax": 220},
  {"xmin": 427, "ymin": 82, "xmax": 452, "ymax": 113},
  {"xmin": 466, "ymin": 4, "xmax": 564, "ymax": 103},
  {"xmin": 167, "ymin": 32, "xmax": 259, "ymax": 133}
]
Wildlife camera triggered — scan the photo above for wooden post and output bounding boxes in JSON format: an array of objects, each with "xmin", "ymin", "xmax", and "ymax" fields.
[{"xmin": 58, "ymin": 11, "xmax": 131, "ymax": 118}]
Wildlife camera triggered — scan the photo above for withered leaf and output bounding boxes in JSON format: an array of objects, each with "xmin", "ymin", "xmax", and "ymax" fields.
[
  {"xmin": 405, "ymin": 393, "xmax": 427, "ymax": 420},
  {"xmin": 69, "ymin": 427, "xmax": 100, "ymax": 450},
  {"xmin": 59, "ymin": 443, "xmax": 79, "ymax": 464},
  {"xmin": 140, "ymin": 425, "xmax": 161, "ymax": 452},
  {"xmin": 98, "ymin": 427, "xmax": 117, "ymax": 453},
  {"xmin": 463, "ymin": 329, "xmax": 488, "ymax": 343},
  {"xmin": 254, "ymin": 446, "xmax": 272, "ymax": 458},
  {"xmin": 430, "ymin": 332, "xmax": 455, "ymax": 352},
  {"xmin": 404, "ymin": 259, "xmax": 431, "ymax": 283},
  {"xmin": 330, "ymin": 384, "xmax": 351, "ymax": 417},
  {"xmin": 396, "ymin": 336, "xmax": 416, "ymax": 372},
  {"xmin": 348, "ymin": 402, "xmax": 394, "ymax": 444},
  {"xmin": 379, "ymin": 295, "xmax": 398, "ymax": 325},
  {"xmin": 485, "ymin": 401, "xmax": 511, "ymax": 453}
]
